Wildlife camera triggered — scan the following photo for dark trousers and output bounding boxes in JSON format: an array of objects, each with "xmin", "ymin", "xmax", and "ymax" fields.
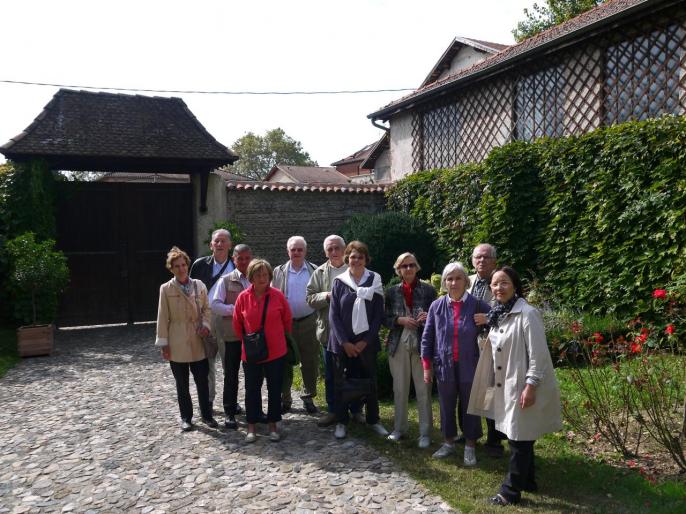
[
  {"xmin": 486, "ymin": 418, "xmax": 506, "ymax": 446},
  {"xmin": 436, "ymin": 364, "xmax": 482, "ymax": 441},
  {"xmin": 500, "ymin": 440, "xmax": 537, "ymax": 503},
  {"xmin": 169, "ymin": 359, "xmax": 212, "ymax": 422},
  {"xmin": 243, "ymin": 356, "xmax": 285, "ymax": 424},
  {"xmin": 222, "ymin": 341, "xmax": 243, "ymax": 416},
  {"xmin": 334, "ymin": 347, "xmax": 379, "ymax": 425}
]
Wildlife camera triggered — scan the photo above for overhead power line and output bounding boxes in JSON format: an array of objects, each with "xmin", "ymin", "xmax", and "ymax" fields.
[{"xmin": 0, "ymin": 79, "xmax": 415, "ymax": 96}]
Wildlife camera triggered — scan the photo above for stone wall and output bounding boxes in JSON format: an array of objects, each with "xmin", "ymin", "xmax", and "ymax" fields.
[{"xmin": 220, "ymin": 187, "xmax": 386, "ymax": 266}]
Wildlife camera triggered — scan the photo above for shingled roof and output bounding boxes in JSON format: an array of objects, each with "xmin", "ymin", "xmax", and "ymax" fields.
[
  {"xmin": 0, "ymin": 89, "xmax": 238, "ymax": 173},
  {"xmin": 369, "ymin": 0, "xmax": 661, "ymax": 121},
  {"xmin": 265, "ymin": 165, "xmax": 351, "ymax": 184}
]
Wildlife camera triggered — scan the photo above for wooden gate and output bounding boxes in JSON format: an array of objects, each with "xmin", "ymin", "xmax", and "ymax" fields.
[{"xmin": 55, "ymin": 181, "xmax": 193, "ymax": 326}]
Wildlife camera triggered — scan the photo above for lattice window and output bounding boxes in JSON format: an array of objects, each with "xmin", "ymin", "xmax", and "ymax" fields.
[
  {"xmin": 515, "ymin": 64, "xmax": 566, "ymax": 141},
  {"xmin": 422, "ymin": 102, "xmax": 460, "ymax": 170},
  {"xmin": 457, "ymin": 80, "xmax": 512, "ymax": 164},
  {"xmin": 409, "ymin": 10, "xmax": 686, "ymax": 172},
  {"xmin": 605, "ymin": 22, "xmax": 686, "ymax": 125}
]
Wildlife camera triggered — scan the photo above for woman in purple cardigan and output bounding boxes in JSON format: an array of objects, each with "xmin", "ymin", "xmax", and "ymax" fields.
[
  {"xmin": 421, "ymin": 262, "xmax": 491, "ymax": 466},
  {"xmin": 328, "ymin": 241, "xmax": 387, "ymax": 440}
]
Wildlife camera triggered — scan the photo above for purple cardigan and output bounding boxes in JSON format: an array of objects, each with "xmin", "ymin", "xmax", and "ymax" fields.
[
  {"xmin": 327, "ymin": 272, "xmax": 384, "ymax": 354},
  {"xmin": 420, "ymin": 293, "xmax": 490, "ymax": 383}
]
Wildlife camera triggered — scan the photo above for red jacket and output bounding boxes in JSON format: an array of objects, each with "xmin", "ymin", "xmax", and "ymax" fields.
[{"xmin": 232, "ymin": 286, "xmax": 292, "ymax": 363}]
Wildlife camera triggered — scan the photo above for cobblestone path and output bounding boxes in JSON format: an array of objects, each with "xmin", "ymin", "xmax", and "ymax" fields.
[{"xmin": 0, "ymin": 325, "xmax": 455, "ymax": 513}]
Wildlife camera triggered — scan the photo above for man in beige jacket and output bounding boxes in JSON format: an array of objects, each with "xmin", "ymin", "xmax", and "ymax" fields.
[{"xmin": 211, "ymin": 244, "xmax": 253, "ymax": 428}]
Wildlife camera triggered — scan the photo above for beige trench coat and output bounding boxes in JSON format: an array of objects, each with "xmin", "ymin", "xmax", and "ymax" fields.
[
  {"xmin": 468, "ymin": 298, "xmax": 562, "ymax": 441},
  {"xmin": 155, "ymin": 278, "xmax": 211, "ymax": 363}
]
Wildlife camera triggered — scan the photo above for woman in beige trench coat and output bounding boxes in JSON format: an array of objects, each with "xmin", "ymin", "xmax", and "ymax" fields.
[
  {"xmin": 155, "ymin": 246, "xmax": 218, "ymax": 432},
  {"xmin": 468, "ymin": 266, "xmax": 561, "ymax": 506}
]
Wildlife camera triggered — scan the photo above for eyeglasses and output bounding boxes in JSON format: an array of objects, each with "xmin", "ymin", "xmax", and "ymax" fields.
[{"xmin": 399, "ymin": 263, "xmax": 417, "ymax": 270}]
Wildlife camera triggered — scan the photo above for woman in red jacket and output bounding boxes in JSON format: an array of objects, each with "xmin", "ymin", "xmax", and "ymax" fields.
[{"xmin": 233, "ymin": 259, "xmax": 293, "ymax": 443}]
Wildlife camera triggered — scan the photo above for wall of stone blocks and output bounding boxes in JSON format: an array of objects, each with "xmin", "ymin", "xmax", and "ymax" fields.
[{"xmin": 221, "ymin": 189, "xmax": 385, "ymax": 267}]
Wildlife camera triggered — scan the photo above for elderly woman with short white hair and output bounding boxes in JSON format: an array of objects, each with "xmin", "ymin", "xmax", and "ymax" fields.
[
  {"xmin": 384, "ymin": 252, "xmax": 437, "ymax": 448},
  {"xmin": 421, "ymin": 262, "xmax": 490, "ymax": 465}
]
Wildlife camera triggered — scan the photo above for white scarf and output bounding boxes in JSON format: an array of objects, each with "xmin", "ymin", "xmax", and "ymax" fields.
[{"xmin": 335, "ymin": 269, "xmax": 384, "ymax": 335}]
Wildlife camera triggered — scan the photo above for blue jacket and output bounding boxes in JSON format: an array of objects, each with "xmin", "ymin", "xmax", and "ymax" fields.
[{"xmin": 420, "ymin": 293, "xmax": 490, "ymax": 383}]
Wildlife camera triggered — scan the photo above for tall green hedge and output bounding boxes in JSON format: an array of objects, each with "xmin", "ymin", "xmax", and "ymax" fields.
[{"xmin": 386, "ymin": 115, "xmax": 686, "ymax": 316}]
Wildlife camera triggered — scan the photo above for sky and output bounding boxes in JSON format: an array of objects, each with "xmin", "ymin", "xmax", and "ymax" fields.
[{"xmin": 0, "ymin": 0, "xmax": 535, "ymax": 168}]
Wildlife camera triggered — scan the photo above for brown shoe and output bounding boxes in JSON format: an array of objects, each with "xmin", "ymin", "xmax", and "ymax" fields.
[{"xmin": 317, "ymin": 412, "xmax": 337, "ymax": 427}]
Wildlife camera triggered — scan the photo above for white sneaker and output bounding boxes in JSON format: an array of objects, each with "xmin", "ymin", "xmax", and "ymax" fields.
[
  {"xmin": 418, "ymin": 436, "xmax": 431, "ymax": 449},
  {"xmin": 387, "ymin": 431, "xmax": 402, "ymax": 442},
  {"xmin": 245, "ymin": 432, "xmax": 257, "ymax": 443},
  {"xmin": 334, "ymin": 423, "xmax": 347, "ymax": 439},
  {"xmin": 432, "ymin": 443, "xmax": 456, "ymax": 459},
  {"xmin": 369, "ymin": 423, "xmax": 389, "ymax": 436},
  {"xmin": 464, "ymin": 446, "xmax": 477, "ymax": 466},
  {"xmin": 269, "ymin": 431, "xmax": 280, "ymax": 442}
]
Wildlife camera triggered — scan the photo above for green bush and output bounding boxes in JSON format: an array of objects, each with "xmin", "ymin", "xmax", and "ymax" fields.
[
  {"xmin": 0, "ymin": 160, "xmax": 58, "ymax": 323},
  {"xmin": 339, "ymin": 211, "xmax": 439, "ymax": 284},
  {"xmin": 386, "ymin": 116, "xmax": 686, "ymax": 318},
  {"xmin": 6, "ymin": 233, "xmax": 70, "ymax": 325},
  {"xmin": 202, "ymin": 220, "xmax": 245, "ymax": 250}
]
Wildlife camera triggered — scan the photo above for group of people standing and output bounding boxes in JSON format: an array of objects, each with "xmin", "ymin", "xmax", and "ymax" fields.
[{"xmin": 155, "ymin": 231, "xmax": 562, "ymax": 506}]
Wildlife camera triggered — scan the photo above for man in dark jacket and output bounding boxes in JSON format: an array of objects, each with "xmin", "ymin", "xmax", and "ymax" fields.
[{"xmin": 189, "ymin": 228, "xmax": 235, "ymax": 414}]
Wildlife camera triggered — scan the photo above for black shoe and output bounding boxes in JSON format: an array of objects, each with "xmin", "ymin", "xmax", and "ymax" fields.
[
  {"xmin": 303, "ymin": 399, "xmax": 319, "ymax": 414},
  {"xmin": 258, "ymin": 412, "xmax": 269, "ymax": 424},
  {"xmin": 224, "ymin": 415, "xmax": 238, "ymax": 430},
  {"xmin": 485, "ymin": 443, "xmax": 505, "ymax": 458},
  {"xmin": 202, "ymin": 417, "xmax": 219, "ymax": 428},
  {"xmin": 488, "ymin": 494, "xmax": 512, "ymax": 506},
  {"xmin": 181, "ymin": 420, "xmax": 193, "ymax": 432},
  {"xmin": 317, "ymin": 412, "xmax": 337, "ymax": 428},
  {"xmin": 281, "ymin": 402, "xmax": 292, "ymax": 414}
]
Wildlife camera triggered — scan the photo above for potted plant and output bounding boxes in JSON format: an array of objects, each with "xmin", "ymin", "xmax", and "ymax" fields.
[{"xmin": 6, "ymin": 232, "xmax": 69, "ymax": 356}]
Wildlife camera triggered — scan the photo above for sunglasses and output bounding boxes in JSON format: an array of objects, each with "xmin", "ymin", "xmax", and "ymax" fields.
[{"xmin": 399, "ymin": 263, "xmax": 417, "ymax": 270}]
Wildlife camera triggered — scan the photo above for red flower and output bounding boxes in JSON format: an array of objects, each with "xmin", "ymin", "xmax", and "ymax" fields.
[
  {"xmin": 631, "ymin": 342, "xmax": 643, "ymax": 354},
  {"xmin": 593, "ymin": 332, "xmax": 604, "ymax": 343},
  {"xmin": 652, "ymin": 289, "xmax": 667, "ymax": 299},
  {"xmin": 665, "ymin": 324, "xmax": 675, "ymax": 335}
]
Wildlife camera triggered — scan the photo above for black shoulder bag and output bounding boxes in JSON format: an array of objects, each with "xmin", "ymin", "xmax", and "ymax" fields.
[{"xmin": 243, "ymin": 295, "xmax": 270, "ymax": 363}]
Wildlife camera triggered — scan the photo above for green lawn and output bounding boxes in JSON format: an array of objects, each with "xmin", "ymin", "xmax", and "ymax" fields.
[
  {"xmin": 0, "ymin": 326, "xmax": 19, "ymax": 378},
  {"xmin": 293, "ymin": 363, "xmax": 686, "ymax": 514}
]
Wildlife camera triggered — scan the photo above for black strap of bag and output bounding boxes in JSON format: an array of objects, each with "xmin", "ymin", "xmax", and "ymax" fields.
[
  {"xmin": 208, "ymin": 259, "xmax": 231, "ymax": 290},
  {"xmin": 243, "ymin": 294, "xmax": 270, "ymax": 363}
]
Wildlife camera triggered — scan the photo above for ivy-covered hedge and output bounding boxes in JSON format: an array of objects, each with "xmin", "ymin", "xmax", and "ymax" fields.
[{"xmin": 386, "ymin": 115, "xmax": 686, "ymax": 316}]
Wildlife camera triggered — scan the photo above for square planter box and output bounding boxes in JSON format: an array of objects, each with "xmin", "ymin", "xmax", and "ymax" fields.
[{"xmin": 17, "ymin": 324, "xmax": 54, "ymax": 357}]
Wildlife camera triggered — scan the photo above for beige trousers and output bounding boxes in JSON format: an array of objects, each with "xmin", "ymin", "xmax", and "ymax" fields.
[{"xmin": 388, "ymin": 343, "xmax": 433, "ymax": 437}]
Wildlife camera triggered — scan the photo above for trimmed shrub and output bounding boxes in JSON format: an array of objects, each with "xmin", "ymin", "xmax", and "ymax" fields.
[{"xmin": 339, "ymin": 211, "xmax": 438, "ymax": 284}]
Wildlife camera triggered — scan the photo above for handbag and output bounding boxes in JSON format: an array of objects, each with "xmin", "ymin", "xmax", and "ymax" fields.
[
  {"xmin": 243, "ymin": 295, "xmax": 270, "ymax": 363},
  {"xmin": 193, "ymin": 281, "xmax": 218, "ymax": 359},
  {"xmin": 339, "ymin": 351, "xmax": 374, "ymax": 404}
]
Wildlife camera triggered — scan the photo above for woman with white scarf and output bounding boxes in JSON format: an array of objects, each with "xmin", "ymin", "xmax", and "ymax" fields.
[{"xmin": 328, "ymin": 241, "xmax": 387, "ymax": 439}]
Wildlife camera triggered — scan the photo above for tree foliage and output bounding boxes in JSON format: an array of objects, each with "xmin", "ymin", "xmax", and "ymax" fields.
[
  {"xmin": 512, "ymin": 0, "xmax": 605, "ymax": 42},
  {"xmin": 230, "ymin": 128, "xmax": 317, "ymax": 180}
]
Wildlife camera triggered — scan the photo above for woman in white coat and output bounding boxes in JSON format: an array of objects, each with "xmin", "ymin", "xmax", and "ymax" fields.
[{"xmin": 468, "ymin": 266, "xmax": 561, "ymax": 506}]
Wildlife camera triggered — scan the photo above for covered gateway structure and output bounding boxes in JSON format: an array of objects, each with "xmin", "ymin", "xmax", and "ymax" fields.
[{"xmin": 1, "ymin": 88, "xmax": 238, "ymax": 326}]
